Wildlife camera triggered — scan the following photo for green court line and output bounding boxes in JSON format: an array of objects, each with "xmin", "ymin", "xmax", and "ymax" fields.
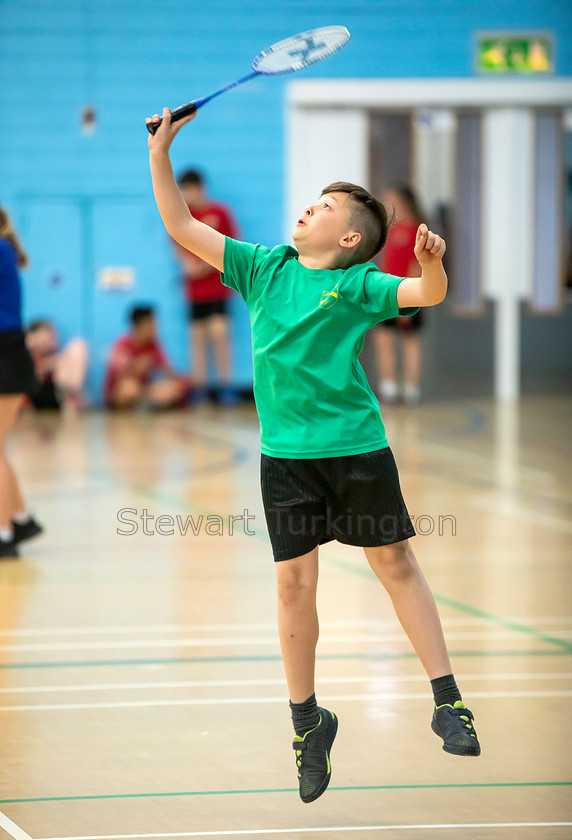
[
  {"xmin": 434, "ymin": 593, "xmax": 572, "ymax": 652},
  {"xmin": 93, "ymin": 469, "xmax": 572, "ymax": 652},
  {"xmin": 324, "ymin": 554, "xmax": 572, "ymax": 652},
  {"xmin": 1, "ymin": 781, "xmax": 570, "ymax": 805},
  {"xmin": 0, "ymin": 648, "xmax": 569, "ymax": 671}
]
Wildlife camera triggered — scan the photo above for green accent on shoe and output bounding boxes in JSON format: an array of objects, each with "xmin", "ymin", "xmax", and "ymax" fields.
[
  {"xmin": 431, "ymin": 700, "xmax": 481, "ymax": 757},
  {"xmin": 292, "ymin": 708, "xmax": 338, "ymax": 804},
  {"xmin": 294, "ymin": 715, "xmax": 322, "ymax": 741}
]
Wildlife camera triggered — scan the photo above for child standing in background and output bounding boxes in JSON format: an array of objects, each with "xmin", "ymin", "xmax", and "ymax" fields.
[
  {"xmin": 173, "ymin": 169, "xmax": 239, "ymax": 406},
  {"xmin": 375, "ymin": 185, "xmax": 425, "ymax": 405}
]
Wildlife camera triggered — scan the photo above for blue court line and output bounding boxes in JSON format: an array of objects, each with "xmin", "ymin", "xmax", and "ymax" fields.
[
  {"xmin": 0, "ymin": 648, "xmax": 569, "ymax": 671},
  {"xmin": 1, "ymin": 781, "xmax": 570, "ymax": 805}
]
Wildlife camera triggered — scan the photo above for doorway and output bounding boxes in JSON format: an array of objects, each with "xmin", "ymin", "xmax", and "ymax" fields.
[{"xmin": 286, "ymin": 79, "xmax": 572, "ymax": 399}]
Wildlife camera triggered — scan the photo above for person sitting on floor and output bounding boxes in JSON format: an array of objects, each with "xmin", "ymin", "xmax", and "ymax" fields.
[
  {"xmin": 26, "ymin": 319, "xmax": 88, "ymax": 411},
  {"xmin": 104, "ymin": 305, "xmax": 189, "ymax": 410}
]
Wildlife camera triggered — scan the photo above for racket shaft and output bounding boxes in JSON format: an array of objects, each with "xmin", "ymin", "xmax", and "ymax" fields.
[
  {"xmin": 146, "ymin": 101, "xmax": 197, "ymax": 135},
  {"xmin": 146, "ymin": 72, "xmax": 258, "ymax": 133}
]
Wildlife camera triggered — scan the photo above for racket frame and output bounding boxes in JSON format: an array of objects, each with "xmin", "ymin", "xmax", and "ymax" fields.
[{"xmin": 146, "ymin": 26, "xmax": 349, "ymax": 135}]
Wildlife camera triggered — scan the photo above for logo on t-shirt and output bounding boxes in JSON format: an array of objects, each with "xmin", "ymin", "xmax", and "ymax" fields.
[{"xmin": 319, "ymin": 283, "xmax": 339, "ymax": 310}]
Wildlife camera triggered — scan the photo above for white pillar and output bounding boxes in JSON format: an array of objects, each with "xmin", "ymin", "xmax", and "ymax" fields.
[
  {"xmin": 481, "ymin": 108, "xmax": 534, "ymax": 401},
  {"xmin": 286, "ymin": 107, "xmax": 369, "ymax": 242},
  {"xmin": 412, "ymin": 109, "xmax": 456, "ymax": 220}
]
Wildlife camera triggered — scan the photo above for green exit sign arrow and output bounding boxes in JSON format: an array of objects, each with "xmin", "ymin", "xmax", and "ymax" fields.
[{"xmin": 477, "ymin": 33, "xmax": 553, "ymax": 74}]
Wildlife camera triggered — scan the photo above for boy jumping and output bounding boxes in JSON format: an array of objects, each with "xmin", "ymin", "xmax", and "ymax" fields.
[{"xmin": 147, "ymin": 108, "xmax": 481, "ymax": 804}]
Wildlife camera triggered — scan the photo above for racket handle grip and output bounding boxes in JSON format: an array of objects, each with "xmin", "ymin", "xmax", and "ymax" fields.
[{"xmin": 146, "ymin": 102, "xmax": 197, "ymax": 135}]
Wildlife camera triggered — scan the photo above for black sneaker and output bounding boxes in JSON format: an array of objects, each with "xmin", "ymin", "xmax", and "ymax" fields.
[
  {"xmin": 12, "ymin": 517, "xmax": 43, "ymax": 545},
  {"xmin": 0, "ymin": 537, "xmax": 19, "ymax": 559},
  {"xmin": 292, "ymin": 707, "xmax": 338, "ymax": 803},
  {"xmin": 432, "ymin": 700, "xmax": 481, "ymax": 756}
]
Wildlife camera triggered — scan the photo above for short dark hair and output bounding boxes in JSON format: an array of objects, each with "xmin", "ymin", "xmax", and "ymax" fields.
[
  {"xmin": 178, "ymin": 168, "xmax": 205, "ymax": 188},
  {"xmin": 27, "ymin": 319, "xmax": 52, "ymax": 333},
  {"xmin": 129, "ymin": 305, "xmax": 155, "ymax": 326},
  {"xmin": 321, "ymin": 181, "xmax": 392, "ymax": 265}
]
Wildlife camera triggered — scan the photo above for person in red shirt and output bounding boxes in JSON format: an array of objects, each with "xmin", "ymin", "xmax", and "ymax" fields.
[
  {"xmin": 173, "ymin": 169, "xmax": 238, "ymax": 405},
  {"xmin": 374, "ymin": 185, "xmax": 424, "ymax": 404},
  {"xmin": 104, "ymin": 305, "xmax": 188, "ymax": 409}
]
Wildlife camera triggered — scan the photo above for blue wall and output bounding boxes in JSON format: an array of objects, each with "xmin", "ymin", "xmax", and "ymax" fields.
[{"xmin": 1, "ymin": 0, "xmax": 571, "ymax": 400}]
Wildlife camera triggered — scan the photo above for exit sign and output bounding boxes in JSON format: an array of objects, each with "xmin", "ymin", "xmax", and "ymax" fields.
[{"xmin": 477, "ymin": 33, "xmax": 553, "ymax": 74}]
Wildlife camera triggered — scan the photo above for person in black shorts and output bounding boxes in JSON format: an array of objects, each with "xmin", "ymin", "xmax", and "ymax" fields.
[
  {"xmin": 147, "ymin": 108, "xmax": 481, "ymax": 806},
  {"xmin": 0, "ymin": 207, "xmax": 44, "ymax": 558}
]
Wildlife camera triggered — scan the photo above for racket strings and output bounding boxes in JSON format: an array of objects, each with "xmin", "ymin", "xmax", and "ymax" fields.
[{"xmin": 254, "ymin": 26, "xmax": 350, "ymax": 76}]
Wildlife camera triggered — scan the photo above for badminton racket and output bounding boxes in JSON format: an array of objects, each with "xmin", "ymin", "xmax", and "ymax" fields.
[{"xmin": 146, "ymin": 25, "xmax": 350, "ymax": 134}]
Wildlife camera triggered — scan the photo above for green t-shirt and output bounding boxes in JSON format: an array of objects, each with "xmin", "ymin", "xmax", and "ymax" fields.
[{"xmin": 222, "ymin": 238, "xmax": 418, "ymax": 458}]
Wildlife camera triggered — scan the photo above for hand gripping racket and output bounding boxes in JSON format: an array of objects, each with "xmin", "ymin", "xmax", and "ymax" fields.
[{"xmin": 146, "ymin": 25, "xmax": 350, "ymax": 134}]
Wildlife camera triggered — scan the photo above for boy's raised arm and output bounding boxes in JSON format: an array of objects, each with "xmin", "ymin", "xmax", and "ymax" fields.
[{"xmin": 147, "ymin": 108, "xmax": 225, "ymax": 272}]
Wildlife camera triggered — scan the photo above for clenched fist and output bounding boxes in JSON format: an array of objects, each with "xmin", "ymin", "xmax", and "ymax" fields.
[{"xmin": 414, "ymin": 224, "xmax": 446, "ymax": 266}]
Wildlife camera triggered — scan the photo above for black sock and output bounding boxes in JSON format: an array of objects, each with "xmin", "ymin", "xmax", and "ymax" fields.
[
  {"xmin": 431, "ymin": 674, "xmax": 462, "ymax": 707},
  {"xmin": 289, "ymin": 693, "xmax": 320, "ymax": 735}
]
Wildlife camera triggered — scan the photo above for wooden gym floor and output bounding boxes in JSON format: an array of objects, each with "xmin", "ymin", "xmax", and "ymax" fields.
[{"xmin": 0, "ymin": 396, "xmax": 571, "ymax": 840}]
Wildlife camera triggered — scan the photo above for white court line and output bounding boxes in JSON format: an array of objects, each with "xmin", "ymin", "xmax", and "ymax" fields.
[
  {"xmin": 0, "ymin": 616, "xmax": 570, "ymax": 637},
  {"xmin": 0, "ymin": 809, "xmax": 33, "ymax": 840},
  {"xmin": 34, "ymin": 821, "xmax": 572, "ymax": 839},
  {"xmin": 3, "ymin": 628, "xmax": 570, "ymax": 654},
  {"xmin": 0, "ymin": 621, "xmax": 327, "ymax": 638},
  {"xmin": 425, "ymin": 438, "xmax": 555, "ymax": 483},
  {"xmin": 470, "ymin": 495, "xmax": 572, "ymax": 534},
  {"xmin": 0, "ymin": 672, "xmax": 570, "ymax": 696},
  {"xmin": 1, "ymin": 689, "xmax": 570, "ymax": 713}
]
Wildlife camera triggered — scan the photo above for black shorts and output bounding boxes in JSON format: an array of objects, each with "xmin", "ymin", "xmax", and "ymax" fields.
[
  {"xmin": 188, "ymin": 299, "xmax": 228, "ymax": 322},
  {"xmin": 261, "ymin": 447, "xmax": 416, "ymax": 562},
  {"xmin": 0, "ymin": 329, "xmax": 37, "ymax": 395}
]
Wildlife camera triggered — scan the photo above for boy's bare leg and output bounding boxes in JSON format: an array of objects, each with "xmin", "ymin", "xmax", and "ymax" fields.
[
  {"xmin": 147, "ymin": 377, "xmax": 185, "ymax": 409},
  {"xmin": 208, "ymin": 314, "xmax": 231, "ymax": 384},
  {"xmin": 374, "ymin": 327, "xmax": 398, "ymax": 401},
  {"xmin": 364, "ymin": 540, "xmax": 451, "ymax": 679},
  {"xmin": 277, "ymin": 546, "xmax": 339, "ymax": 802},
  {"xmin": 191, "ymin": 321, "xmax": 208, "ymax": 386},
  {"xmin": 109, "ymin": 377, "xmax": 142, "ymax": 410},
  {"xmin": 375, "ymin": 327, "xmax": 395, "ymax": 382},
  {"xmin": 403, "ymin": 332, "xmax": 421, "ymax": 389},
  {"xmin": 54, "ymin": 338, "xmax": 89, "ymax": 393},
  {"xmin": 276, "ymin": 546, "xmax": 320, "ymax": 703},
  {"xmin": 365, "ymin": 539, "xmax": 480, "ymax": 756}
]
